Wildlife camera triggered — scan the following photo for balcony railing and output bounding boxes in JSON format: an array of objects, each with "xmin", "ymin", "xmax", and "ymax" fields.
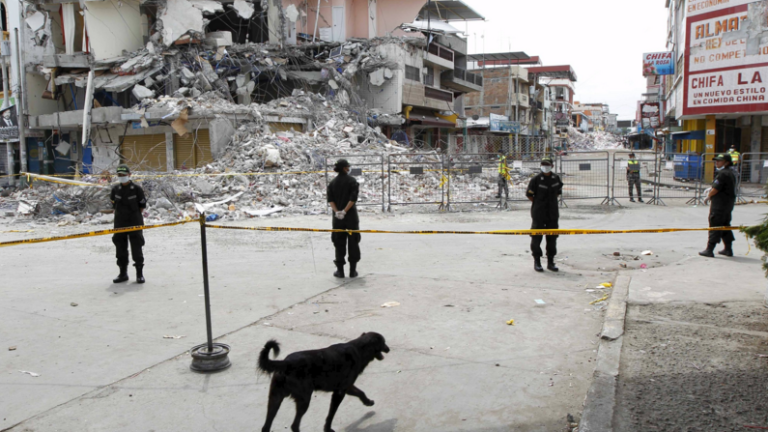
[
  {"xmin": 452, "ymin": 68, "xmax": 483, "ymax": 87},
  {"xmin": 425, "ymin": 86, "xmax": 453, "ymax": 103},
  {"xmin": 427, "ymin": 43, "xmax": 454, "ymax": 63}
]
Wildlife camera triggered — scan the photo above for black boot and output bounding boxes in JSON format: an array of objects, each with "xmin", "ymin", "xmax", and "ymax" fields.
[
  {"xmin": 638, "ymin": 197, "xmax": 644, "ymax": 203},
  {"xmin": 349, "ymin": 263, "xmax": 358, "ymax": 278},
  {"xmin": 534, "ymin": 257, "xmax": 544, "ymax": 272},
  {"xmin": 334, "ymin": 263, "xmax": 345, "ymax": 278},
  {"xmin": 698, "ymin": 243, "xmax": 716, "ymax": 258},
  {"xmin": 135, "ymin": 264, "xmax": 145, "ymax": 284},
  {"xmin": 113, "ymin": 265, "xmax": 129, "ymax": 283},
  {"xmin": 629, "ymin": 198, "xmax": 635, "ymax": 202},
  {"xmin": 717, "ymin": 242, "xmax": 734, "ymax": 257},
  {"xmin": 547, "ymin": 257, "xmax": 559, "ymax": 272}
]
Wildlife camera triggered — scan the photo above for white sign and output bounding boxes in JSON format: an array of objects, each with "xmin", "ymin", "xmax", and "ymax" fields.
[
  {"xmin": 686, "ymin": 0, "xmax": 751, "ymax": 17},
  {"xmin": 764, "ymin": 160, "xmax": 768, "ymax": 167},
  {"xmin": 687, "ymin": 9, "xmax": 764, "ymax": 73},
  {"xmin": 687, "ymin": 66, "xmax": 768, "ymax": 109}
]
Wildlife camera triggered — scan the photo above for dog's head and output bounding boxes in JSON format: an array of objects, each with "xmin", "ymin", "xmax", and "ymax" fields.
[{"xmin": 360, "ymin": 332, "xmax": 390, "ymax": 361}]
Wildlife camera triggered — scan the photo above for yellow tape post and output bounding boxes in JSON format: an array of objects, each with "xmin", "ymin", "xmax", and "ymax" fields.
[
  {"xmin": 0, "ymin": 219, "xmax": 196, "ymax": 248},
  {"xmin": 203, "ymin": 225, "xmax": 741, "ymax": 236}
]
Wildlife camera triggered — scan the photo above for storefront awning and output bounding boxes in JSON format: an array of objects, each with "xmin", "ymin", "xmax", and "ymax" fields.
[
  {"xmin": 671, "ymin": 130, "xmax": 706, "ymax": 141},
  {"xmin": 408, "ymin": 110, "xmax": 456, "ymax": 128}
]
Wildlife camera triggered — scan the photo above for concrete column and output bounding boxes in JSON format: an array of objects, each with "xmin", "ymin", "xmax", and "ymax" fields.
[
  {"xmin": 1, "ymin": 62, "xmax": 9, "ymax": 110},
  {"xmin": 6, "ymin": 141, "xmax": 13, "ymax": 185},
  {"xmin": 268, "ymin": 0, "xmax": 283, "ymax": 47},
  {"xmin": 165, "ymin": 131, "xmax": 174, "ymax": 172},
  {"xmin": 751, "ymin": 115, "xmax": 762, "ymax": 183},
  {"xmin": 704, "ymin": 115, "xmax": 716, "ymax": 183}
]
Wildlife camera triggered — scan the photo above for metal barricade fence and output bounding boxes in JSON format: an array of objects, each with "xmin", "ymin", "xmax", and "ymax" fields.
[
  {"xmin": 654, "ymin": 152, "xmax": 702, "ymax": 203},
  {"xmin": 557, "ymin": 151, "xmax": 610, "ymax": 204},
  {"xmin": 738, "ymin": 152, "xmax": 768, "ymax": 201},
  {"xmin": 325, "ymin": 154, "xmax": 385, "ymax": 211},
  {"xmin": 610, "ymin": 151, "xmax": 656, "ymax": 203},
  {"xmin": 387, "ymin": 153, "xmax": 446, "ymax": 210},
  {"xmin": 446, "ymin": 154, "xmax": 502, "ymax": 206}
]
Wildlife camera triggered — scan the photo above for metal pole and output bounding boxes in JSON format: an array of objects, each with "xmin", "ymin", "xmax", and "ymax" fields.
[
  {"xmin": 199, "ymin": 213, "xmax": 213, "ymax": 352},
  {"xmin": 312, "ymin": 0, "xmax": 321, "ymax": 42},
  {"xmin": 387, "ymin": 155, "xmax": 392, "ymax": 212},
  {"xmin": 189, "ymin": 212, "xmax": 231, "ymax": 372},
  {"xmin": 13, "ymin": 28, "xmax": 26, "ymax": 174},
  {"xmin": 381, "ymin": 156, "xmax": 385, "ymax": 212}
]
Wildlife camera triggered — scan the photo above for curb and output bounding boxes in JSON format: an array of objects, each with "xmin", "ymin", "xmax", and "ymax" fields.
[{"xmin": 579, "ymin": 275, "xmax": 630, "ymax": 432}]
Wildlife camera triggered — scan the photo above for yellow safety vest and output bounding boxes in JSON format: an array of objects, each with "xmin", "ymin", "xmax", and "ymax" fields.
[
  {"xmin": 730, "ymin": 151, "xmax": 740, "ymax": 163},
  {"xmin": 627, "ymin": 159, "xmax": 640, "ymax": 173},
  {"xmin": 498, "ymin": 156, "xmax": 509, "ymax": 175}
]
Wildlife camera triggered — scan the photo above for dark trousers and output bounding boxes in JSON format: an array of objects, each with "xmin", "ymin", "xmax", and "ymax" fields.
[
  {"xmin": 531, "ymin": 219, "xmax": 558, "ymax": 258},
  {"xmin": 497, "ymin": 174, "xmax": 509, "ymax": 198},
  {"xmin": 113, "ymin": 232, "xmax": 144, "ymax": 267},
  {"xmin": 332, "ymin": 232, "xmax": 361, "ymax": 265},
  {"xmin": 708, "ymin": 211, "xmax": 735, "ymax": 246},
  {"xmin": 628, "ymin": 176, "xmax": 641, "ymax": 198}
]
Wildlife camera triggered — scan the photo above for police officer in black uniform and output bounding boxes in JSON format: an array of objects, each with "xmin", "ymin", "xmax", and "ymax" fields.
[
  {"xmin": 110, "ymin": 164, "xmax": 147, "ymax": 283},
  {"xmin": 526, "ymin": 156, "xmax": 563, "ymax": 272},
  {"xmin": 699, "ymin": 153, "xmax": 737, "ymax": 258},
  {"xmin": 327, "ymin": 159, "xmax": 360, "ymax": 278}
]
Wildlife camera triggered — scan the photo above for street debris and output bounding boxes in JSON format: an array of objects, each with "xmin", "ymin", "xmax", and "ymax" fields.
[
  {"xmin": 590, "ymin": 294, "xmax": 610, "ymax": 305},
  {"xmin": 163, "ymin": 335, "xmax": 186, "ymax": 339},
  {"xmin": 70, "ymin": 302, "xmax": 78, "ymax": 307},
  {"xmin": 381, "ymin": 302, "xmax": 400, "ymax": 308},
  {"xmin": 641, "ymin": 250, "xmax": 653, "ymax": 255},
  {"xmin": 19, "ymin": 370, "xmax": 40, "ymax": 377},
  {"xmin": 8, "ymin": 346, "xmax": 17, "ymax": 351},
  {"xmin": 534, "ymin": 299, "xmax": 546, "ymax": 306},
  {"xmin": 506, "ymin": 319, "xmax": 515, "ymax": 326}
]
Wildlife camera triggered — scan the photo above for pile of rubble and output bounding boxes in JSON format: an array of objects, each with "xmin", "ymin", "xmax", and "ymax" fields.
[
  {"xmin": 1, "ymin": 90, "xmax": 449, "ymax": 225},
  {"xmin": 567, "ymin": 127, "xmax": 622, "ymax": 151}
]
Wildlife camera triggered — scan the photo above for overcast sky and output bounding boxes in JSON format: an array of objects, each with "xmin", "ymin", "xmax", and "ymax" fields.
[{"xmin": 460, "ymin": 0, "xmax": 668, "ymax": 119}]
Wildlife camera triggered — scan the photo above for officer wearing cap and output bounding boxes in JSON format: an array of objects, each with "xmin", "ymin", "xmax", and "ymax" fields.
[
  {"xmin": 699, "ymin": 153, "xmax": 737, "ymax": 258},
  {"xmin": 526, "ymin": 156, "xmax": 564, "ymax": 272},
  {"xmin": 327, "ymin": 159, "xmax": 360, "ymax": 278},
  {"xmin": 110, "ymin": 164, "xmax": 147, "ymax": 283},
  {"xmin": 627, "ymin": 152, "xmax": 643, "ymax": 203}
]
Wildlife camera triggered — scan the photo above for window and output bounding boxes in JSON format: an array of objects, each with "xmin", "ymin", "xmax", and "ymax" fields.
[
  {"xmin": 425, "ymin": 67, "xmax": 434, "ymax": 86},
  {"xmin": 405, "ymin": 65, "xmax": 421, "ymax": 82}
]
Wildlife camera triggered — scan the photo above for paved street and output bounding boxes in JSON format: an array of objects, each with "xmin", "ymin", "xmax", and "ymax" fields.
[{"xmin": 1, "ymin": 203, "xmax": 765, "ymax": 432}]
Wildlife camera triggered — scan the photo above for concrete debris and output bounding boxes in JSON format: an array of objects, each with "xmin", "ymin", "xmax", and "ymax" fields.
[
  {"xmin": 160, "ymin": 0, "xmax": 204, "ymax": 46},
  {"xmin": 567, "ymin": 127, "xmax": 623, "ymax": 151},
  {"xmin": 232, "ymin": 0, "xmax": 255, "ymax": 19},
  {"xmin": 132, "ymin": 85, "xmax": 156, "ymax": 101}
]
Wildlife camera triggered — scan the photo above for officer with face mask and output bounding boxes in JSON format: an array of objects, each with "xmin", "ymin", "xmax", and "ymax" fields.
[
  {"xmin": 110, "ymin": 164, "xmax": 147, "ymax": 283},
  {"xmin": 526, "ymin": 156, "xmax": 563, "ymax": 272},
  {"xmin": 699, "ymin": 153, "xmax": 737, "ymax": 258}
]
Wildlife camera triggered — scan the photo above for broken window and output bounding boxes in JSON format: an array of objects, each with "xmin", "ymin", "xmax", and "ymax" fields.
[
  {"xmin": 206, "ymin": 2, "xmax": 268, "ymax": 44},
  {"xmin": 425, "ymin": 67, "xmax": 434, "ymax": 86}
]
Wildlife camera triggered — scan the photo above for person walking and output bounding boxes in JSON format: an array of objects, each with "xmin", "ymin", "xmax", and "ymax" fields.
[
  {"xmin": 526, "ymin": 156, "xmax": 563, "ymax": 272},
  {"xmin": 110, "ymin": 164, "xmax": 147, "ymax": 283},
  {"xmin": 699, "ymin": 153, "xmax": 737, "ymax": 258},
  {"xmin": 496, "ymin": 150, "xmax": 510, "ymax": 200},
  {"xmin": 627, "ymin": 152, "xmax": 643, "ymax": 203},
  {"xmin": 327, "ymin": 159, "xmax": 361, "ymax": 278}
]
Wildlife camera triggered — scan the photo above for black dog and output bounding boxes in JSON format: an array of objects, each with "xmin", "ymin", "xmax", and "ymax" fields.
[{"xmin": 258, "ymin": 332, "xmax": 390, "ymax": 432}]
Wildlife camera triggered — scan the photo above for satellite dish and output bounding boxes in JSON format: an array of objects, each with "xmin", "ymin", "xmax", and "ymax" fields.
[{"xmin": 472, "ymin": 115, "xmax": 480, "ymax": 121}]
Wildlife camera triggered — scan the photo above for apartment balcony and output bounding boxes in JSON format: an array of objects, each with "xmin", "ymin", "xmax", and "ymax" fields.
[
  {"xmin": 424, "ymin": 42, "xmax": 455, "ymax": 70},
  {"xmin": 509, "ymin": 65, "xmax": 529, "ymax": 82},
  {"xmin": 435, "ymin": 34, "xmax": 468, "ymax": 55},
  {"xmin": 441, "ymin": 68, "xmax": 483, "ymax": 93},
  {"xmin": 403, "ymin": 82, "xmax": 454, "ymax": 110}
]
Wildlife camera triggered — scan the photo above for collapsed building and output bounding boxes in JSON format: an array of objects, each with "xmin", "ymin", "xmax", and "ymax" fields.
[{"xmin": 0, "ymin": 0, "xmax": 486, "ymax": 179}]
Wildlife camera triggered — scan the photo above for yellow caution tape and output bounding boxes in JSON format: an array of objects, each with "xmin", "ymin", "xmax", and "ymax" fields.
[
  {"xmin": 0, "ymin": 219, "xmax": 196, "ymax": 248},
  {"xmin": 736, "ymin": 200, "xmax": 768, "ymax": 206},
  {"xmin": 439, "ymin": 175, "xmax": 448, "ymax": 188},
  {"xmin": 590, "ymin": 294, "xmax": 610, "ymax": 305},
  {"xmin": 203, "ymin": 225, "xmax": 741, "ymax": 236},
  {"xmin": 0, "ymin": 230, "xmax": 34, "ymax": 234}
]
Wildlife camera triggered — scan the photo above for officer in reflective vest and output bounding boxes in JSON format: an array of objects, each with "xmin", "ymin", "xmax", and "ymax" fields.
[
  {"xmin": 496, "ymin": 150, "xmax": 510, "ymax": 199},
  {"xmin": 728, "ymin": 145, "xmax": 740, "ymax": 169},
  {"xmin": 626, "ymin": 153, "xmax": 643, "ymax": 203}
]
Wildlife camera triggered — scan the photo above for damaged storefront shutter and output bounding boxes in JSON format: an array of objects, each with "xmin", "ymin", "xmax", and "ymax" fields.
[
  {"xmin": 174, "ymin": 129, "xmax": 211, "ymax": 170},
  {"xmin": 120, "ymin": 134, "xmax": 167, "ymax": 172},
  {"xmin": 0, "ymin": 143, "xmax": 7, "ymax": 174}
]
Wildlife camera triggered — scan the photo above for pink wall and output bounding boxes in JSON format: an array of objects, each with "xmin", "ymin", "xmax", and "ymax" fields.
[{"xmin": 280, "ymin": 0, "xmax": 425, "ymax": 41}]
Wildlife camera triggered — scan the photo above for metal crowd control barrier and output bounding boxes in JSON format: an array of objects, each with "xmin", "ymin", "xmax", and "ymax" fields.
[
  {"xmin": 325, "ymin": 154, "xmax": 386, "ymax": 212},
  {"xmin": 387, "ymin": 153, "xmax": 446, "ymax": 211},
  {"xmin": 446, "ymin": 154, "xmax": 502, "ymax": 207},
  {"xmin": 651, "ymin": 152, "xmax": 703, "ymax": 205},
  {"xmin": 610, "ymin": 151, "xmax": 656, "ymax": 205},
  {"xmin": 557, "ymin": 151, "xmax": 610, "ymax": 206},
  {"xmin": 737, "ymin": 152, "xmax": 768, "ymax": 202}
]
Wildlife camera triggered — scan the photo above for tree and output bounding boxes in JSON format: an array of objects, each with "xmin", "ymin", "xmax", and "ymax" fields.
[{"xmin": 741, "ymin": 184, "xmax": 768, "ymax": 277}]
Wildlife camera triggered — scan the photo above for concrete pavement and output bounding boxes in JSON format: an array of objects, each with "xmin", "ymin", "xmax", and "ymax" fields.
[{"xmin": 1, "ymin": 202, "xmax": 765, "ymax": 431}]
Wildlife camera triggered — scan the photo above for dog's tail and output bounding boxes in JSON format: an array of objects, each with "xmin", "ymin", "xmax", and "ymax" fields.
[{"xmin": 258, "ymin": 339, "xmax": 284, "ymax": 374}]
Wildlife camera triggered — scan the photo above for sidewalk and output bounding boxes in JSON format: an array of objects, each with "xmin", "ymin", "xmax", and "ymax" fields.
[{"xmin": 613, "ymin": 251, "xmax": 768, "ymax": 431}]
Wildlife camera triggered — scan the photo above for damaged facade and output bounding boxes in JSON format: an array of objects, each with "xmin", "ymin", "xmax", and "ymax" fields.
[{"xmin": 0, "ymin": 0, "xmax": 487, "ymax": 181}]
